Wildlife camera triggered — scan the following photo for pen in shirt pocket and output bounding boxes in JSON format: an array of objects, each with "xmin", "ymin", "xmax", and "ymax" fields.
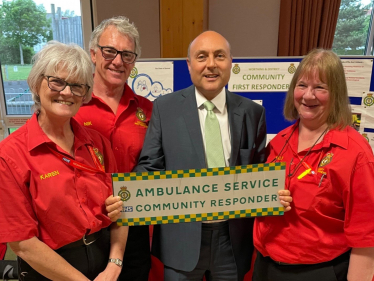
[{"xmin": 317, "ymin": 167, "xmax": 326, "ymax": 188}]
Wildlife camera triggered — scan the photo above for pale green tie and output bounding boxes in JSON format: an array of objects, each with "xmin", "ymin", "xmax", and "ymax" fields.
[{"xmin": 203, "ymin": 101, "xmax": 225, "ymax": 168}]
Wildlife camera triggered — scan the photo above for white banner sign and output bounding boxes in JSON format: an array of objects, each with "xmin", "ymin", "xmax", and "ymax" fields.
[{"xmin": 112, "ymin": 163, "xmax": 285, "ymax": 226}]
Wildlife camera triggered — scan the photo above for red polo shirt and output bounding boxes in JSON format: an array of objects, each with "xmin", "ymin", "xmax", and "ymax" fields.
[
  {"xmin": 254, "ymin": 122, "xmax": 374, "ymax": 264},
  {"xmin": 74, "ymin": 84, "xmax": 153, "ymax": 173},
  {"xmin": 0, "ymin": 114, "xmax": 117, "ymax": 250}
]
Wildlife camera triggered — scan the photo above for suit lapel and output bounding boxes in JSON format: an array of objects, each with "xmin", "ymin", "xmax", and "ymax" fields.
[
  {"xmin": 227, "ymin": 91, "xmax": 244, "ymax": 166},
  {"xmin": 181, "ymin": 86, "xmax": 206, "ymax": 168}
]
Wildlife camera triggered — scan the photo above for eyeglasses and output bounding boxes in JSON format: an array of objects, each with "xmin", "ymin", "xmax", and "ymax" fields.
[
  {"xmin": 44, "ymin": 75, "xmax": 90, "ymax": 97},
  {"xmin": 97, "ymin": 45, "xmax": 137, "ymax": 64}
]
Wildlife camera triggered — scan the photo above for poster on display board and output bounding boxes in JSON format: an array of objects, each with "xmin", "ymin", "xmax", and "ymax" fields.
[
  {"xmin": 128, "ymin": 61, "xmax": 174, "ymax": 101},
  {"xmin": 351, "ymin": 105, "xmax": 365, "ymax": 132},
  {"xmin": 342, "ymin": 59, "xmax": 373, "ymax": 97},
  {"xmin": 360, "ymin": 92, "xmax": 374, "ymax": 130},
  {"xmin": 228, "ymin": 62, "xmax": 299, "ymax": 92}
]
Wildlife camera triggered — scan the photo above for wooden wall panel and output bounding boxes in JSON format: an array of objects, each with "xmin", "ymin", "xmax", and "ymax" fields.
[
  {"xmin": 182, "ymin": 0, "xmax": 205, "ymax": 57},
  {"xmin": 160, "ymin": 0, "xmax": 205, "ymax": 58},
  {"xmin": 160, "ymin": 0, "xmax": 184, "ymax": 57}
]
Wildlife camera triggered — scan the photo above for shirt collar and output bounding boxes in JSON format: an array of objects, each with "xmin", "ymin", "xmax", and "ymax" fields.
[
  {"xmin": 324, "ymin": 127, "xmax": 349, "ymax": 149},
  {"xmin": 195, "ymin": 87, "xmax": 226, "ymax": 113},
  {"xmin": 90, "ymin": 83, "xmax": 138, "ymax": 110},
  {"xmin": 27, "ymin": 113, "xmax": 51, "ymax": 151},
  {"xmin": 27, "ymin": 113, "xmax": 93, "ymax": 152},
  {"xmin": 119, "ymin": 83, "xmax": 137, "ymax": 107},
  {"xmin": 280, "ymin": 120, "xmax": 349, "ymax": 150}
]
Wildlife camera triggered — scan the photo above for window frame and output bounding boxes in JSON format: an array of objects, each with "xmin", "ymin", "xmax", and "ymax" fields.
[{"xmin": 365, "ymin": 3, "xmax": 374, "ymax": 55}]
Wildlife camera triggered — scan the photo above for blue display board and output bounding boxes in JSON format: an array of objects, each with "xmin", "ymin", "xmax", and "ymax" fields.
[{"xmin": 138, "ymin": 57, "xmax": 374, "ymax": 134}]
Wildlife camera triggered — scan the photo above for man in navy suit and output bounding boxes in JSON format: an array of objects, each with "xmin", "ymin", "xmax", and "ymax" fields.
[{"xmin": 135, "ymin": 31, "xmax": 290, "ymax": 281}]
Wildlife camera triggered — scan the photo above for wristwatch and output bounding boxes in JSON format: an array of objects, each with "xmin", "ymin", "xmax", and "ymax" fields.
[{"xmin": 108, "ymin": 258, "xmax": 123, "ymax": 268}]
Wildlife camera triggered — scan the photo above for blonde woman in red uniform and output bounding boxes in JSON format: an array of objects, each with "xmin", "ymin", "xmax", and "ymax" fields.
[
  {"xmin": 0, "ymin": 41, "xmax": 126, "ymax": 281},
  {"xmin": 253, "ymin": 49, "xmax": 374, "ymax": 281}
]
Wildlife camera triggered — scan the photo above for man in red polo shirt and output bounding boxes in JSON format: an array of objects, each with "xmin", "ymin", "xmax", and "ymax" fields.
[{"xmin": 74, "ymin": 16, "xmax": 153, "ymax": 281}]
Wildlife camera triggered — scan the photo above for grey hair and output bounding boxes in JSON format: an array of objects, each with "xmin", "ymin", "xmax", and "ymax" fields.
[
  {"xmin": 89, "ymin": 16, "xmax": 141, "ymax": 58},
  {"xmin": 27, "ymin": 41, "xmax": 94, "ymax": 112}
]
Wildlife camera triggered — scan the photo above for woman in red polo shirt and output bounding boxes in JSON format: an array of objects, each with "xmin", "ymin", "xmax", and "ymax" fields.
[
  {"xmin": 253, "ymin": 49, "xmax": 374, "ymax": 281},
  {"xmin": 0, "ymin": 41, "xmax": 126, "ymax": 280}
]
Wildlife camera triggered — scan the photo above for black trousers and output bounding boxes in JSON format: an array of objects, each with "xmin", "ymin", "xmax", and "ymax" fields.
[
  {"xmin": 252, "ymin": 250, "xmax": 350, "ymax": 281},
  {"xmin": 118, "ymin": 225, "xmax": 151, "ymax": 281},
  {"xmin": 18, "ymin": 229, "xmax": 110, "ymax": 281}
]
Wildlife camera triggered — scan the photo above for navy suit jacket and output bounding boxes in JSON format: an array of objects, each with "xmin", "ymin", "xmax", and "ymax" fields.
[{"xmin": 134, "ymin": 85, "xmax": 267, "ymax": 279}]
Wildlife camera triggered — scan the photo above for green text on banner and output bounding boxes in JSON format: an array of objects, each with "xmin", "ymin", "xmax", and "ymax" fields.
[{"xmin": 112, "ymin": 162, "xmax": 286, "ymax": 226}]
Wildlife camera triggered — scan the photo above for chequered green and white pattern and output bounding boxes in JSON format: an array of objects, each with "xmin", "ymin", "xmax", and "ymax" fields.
[
  {"xmin": 117, "ymin": 207, "xmax": 284, "ymax": 226},
  {"xmin": 113, "ymin": 163, "xmax": 286, "ymax": 226},
  {"xmin": 112, "ymin": 162, "xmax": 285, "ymax": 182}
]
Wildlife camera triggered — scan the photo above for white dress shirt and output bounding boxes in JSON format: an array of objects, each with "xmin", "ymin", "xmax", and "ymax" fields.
[
  {"xmin": 195, "ymin": 87, "xmax": 231, "ymax": 223},
  {"xmin": 195, "ymin": 87, "xmax": 231, "ymax": 167}
]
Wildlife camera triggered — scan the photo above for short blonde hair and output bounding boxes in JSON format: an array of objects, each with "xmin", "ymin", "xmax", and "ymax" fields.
[
  {"xmin": 27, "ymin": 41, "xmax": 93, "ymax": 111},
  {"xmin": 283, "ymin": 49, "xmax": 351, "ymax": 129}
]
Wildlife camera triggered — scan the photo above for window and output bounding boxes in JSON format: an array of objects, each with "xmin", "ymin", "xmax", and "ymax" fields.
[
  {"xmin": 0, "ymin": 0, "xmax": 92, "ymax": 139},
  {"xmin": 333, "ymin": 0, "xmax": 374, "ymax": 55}
]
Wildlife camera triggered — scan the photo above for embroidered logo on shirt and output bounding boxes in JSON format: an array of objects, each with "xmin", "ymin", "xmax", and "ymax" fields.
[
  {"xmin": 40, "ymin": 170, "xmax": 60, "ymax": 180},
  {"xmin": 136, "ymin": 107, "xmax": 146, "ymax": 121},
  {"xmin": 319, "ymin": 153, "xmax": 333, "ymax": 167},
  {"xmin": 83, "ymin": 121, "xmax": 93, "ymax": 126},
  {"xmin": 93, "ymin": 147, "xmax": 105, "ymax": 170},
  {"xmin": 119, "ymin": 186, "xmax": 131, "ymax": 201}
]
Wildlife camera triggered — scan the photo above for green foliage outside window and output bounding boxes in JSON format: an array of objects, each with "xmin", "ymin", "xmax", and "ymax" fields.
[
  {"xmin": 333, "ymin": 0, "xmax": 372, "ymax": 55},
  {"xmin": 0, "ymin": 0, "xmax": 52, "ymax": 65},
  {"xmin": 0, "ymin": 42, "xmax": 34, "ymax": 65}
]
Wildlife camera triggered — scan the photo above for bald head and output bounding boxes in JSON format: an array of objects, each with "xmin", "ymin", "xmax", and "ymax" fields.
[
  {"xmin": 186, "ymin": 31, "xmax": 233, "ymax": 100},
  {"xmin": 187, "ymin": 31, "xmax": 231, "ymax": 60}
]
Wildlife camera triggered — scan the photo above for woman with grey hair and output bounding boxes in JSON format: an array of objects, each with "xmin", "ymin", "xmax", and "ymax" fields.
[{"xmin": 0, "ymin": 41, "xmax": 127, "ymax": 280}]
